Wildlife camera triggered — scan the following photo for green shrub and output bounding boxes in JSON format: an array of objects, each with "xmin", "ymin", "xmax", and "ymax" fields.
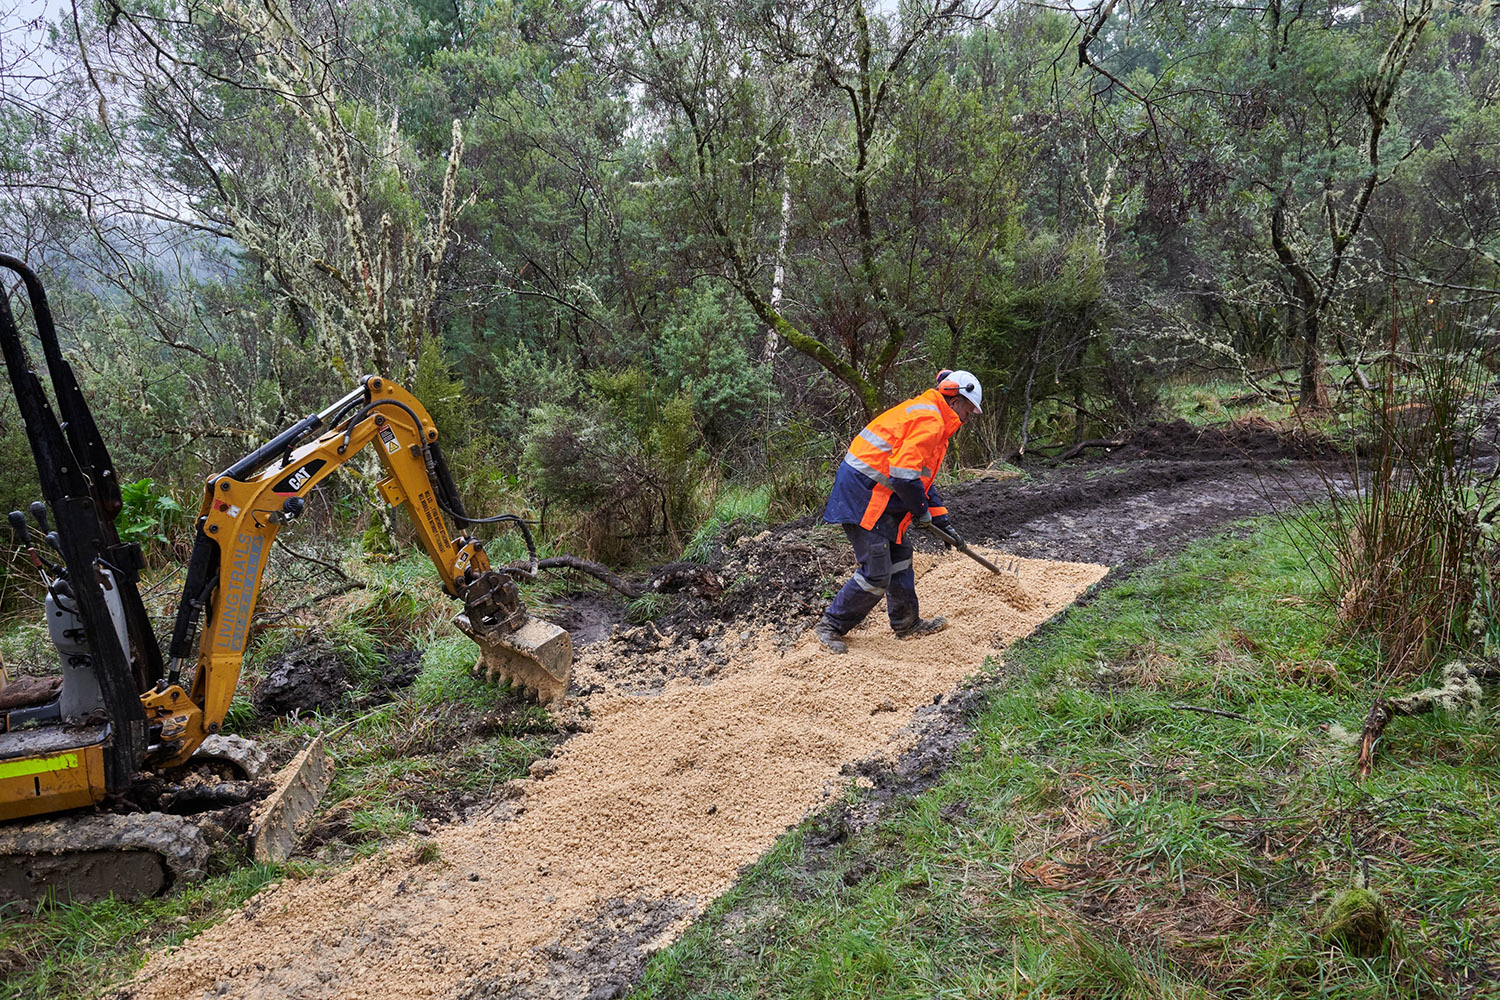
[
  {"xmin": 765, "ymin": 418, "xmax": 835, "ymax": 522},
  {"xmin": 521, "ymin": 367, "xmax": 706, "ymax": 560},
  {"xmin": 482, "ymin": 340, "xmax": 580, "ymax": 464},
  {"xmin": 116, "ymin": 478, "xmax": 185, "ymax": 549},
  {"xmin": 657, "ymin": 285, "xmax": 776, "ymax": 451}
]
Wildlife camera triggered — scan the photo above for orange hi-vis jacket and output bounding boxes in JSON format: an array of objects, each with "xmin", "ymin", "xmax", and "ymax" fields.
[{"xmin": 822, "ymin": 388, "xmax": 962, "ymax": 541}]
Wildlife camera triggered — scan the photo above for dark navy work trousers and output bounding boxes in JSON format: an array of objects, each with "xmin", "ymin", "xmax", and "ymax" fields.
[{"xmin": 823, "ymin": 523, "xmax": 919, "ymax": 634}]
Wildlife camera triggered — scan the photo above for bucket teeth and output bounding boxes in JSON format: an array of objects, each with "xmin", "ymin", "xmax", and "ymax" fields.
[{"xmin": 456, "ymin": 611, "xmax": 573, "ymax": 706}]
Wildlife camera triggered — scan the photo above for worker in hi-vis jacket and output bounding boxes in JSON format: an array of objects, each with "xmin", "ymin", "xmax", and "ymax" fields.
[{"xmin": 814, "ymin": 369, "xmax": 983, "ymax": 654}]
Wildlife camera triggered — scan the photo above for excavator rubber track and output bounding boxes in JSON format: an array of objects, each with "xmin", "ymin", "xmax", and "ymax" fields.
[
  {"xmin": 0, "ymin": 811, "xmax": 211, "ymax": 904},
  {"xmin": 456, "ymin": 611, "xmax": 574, "ymax": 705},
  {"xmin": 192, "ymin": 733, "xmax": 270, "ymax": 779}
]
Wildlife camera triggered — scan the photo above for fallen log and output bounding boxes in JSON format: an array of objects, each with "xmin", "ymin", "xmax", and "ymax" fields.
[
  {"xmin": 513, "ymin": 555, "xmax": 723, "ymax": 599},
  {"xmin": 1051, "ymin": 438, "xmax": 1126, "ymax": 464}
]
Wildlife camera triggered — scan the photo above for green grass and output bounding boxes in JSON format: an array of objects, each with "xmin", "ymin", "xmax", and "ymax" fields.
[
  {"xmin": 684, "ymin": 483, "xmax": 773, "ymax": 563},
  {"xmin": 0, "ymin": 863, "xmax": 291, "ymax": 999},
  {"xmin": 246, "ymin": 630, "xmax": 556, "ymax": 858},
  {"xmin": 1154, "ymin": 367, "xmax": 1368, "ymax": 432},
  {"xmin": 1156, "ymin": 374, "xmax": 1290, "ymax": 425},
  {"xmin": 632, "ymin": 518, "xmax": 1500, "ymax": 1000}
]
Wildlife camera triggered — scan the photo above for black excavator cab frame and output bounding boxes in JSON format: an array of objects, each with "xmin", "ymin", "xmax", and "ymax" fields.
[{"xmin": 0, "ymin": 254, "xmax": 162, "ymax": 791}]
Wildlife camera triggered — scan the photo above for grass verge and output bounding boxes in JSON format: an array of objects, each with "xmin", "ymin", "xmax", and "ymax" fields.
[{"xmin": 633, "ymin": 517, "xmax": 1500, "ymax": 999}]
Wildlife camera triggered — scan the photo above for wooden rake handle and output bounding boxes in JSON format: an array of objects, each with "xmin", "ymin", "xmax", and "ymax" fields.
[{"xmin": 922, "ymin": 523, "xmax": 1019, "ymax": 577}]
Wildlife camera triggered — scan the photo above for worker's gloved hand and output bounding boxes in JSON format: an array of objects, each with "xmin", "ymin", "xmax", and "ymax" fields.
[
  {"xmin": 931, "ymin": 514, "xmax": 961, "ymax": 549},
  {"xmin": 912, "ymin": 509, "xmax": 933, "ymax": 530}
]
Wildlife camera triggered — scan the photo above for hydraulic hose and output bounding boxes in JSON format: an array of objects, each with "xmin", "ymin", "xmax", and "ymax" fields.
[{"xmin": 334, "ymin": 397, "xmax": 542, "ymax": 579}]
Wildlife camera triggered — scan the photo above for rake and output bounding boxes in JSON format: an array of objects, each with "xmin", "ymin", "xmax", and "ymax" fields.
[{"xmin": 923, "ymin": 522, "xmax": 1021, "ymax": 578}]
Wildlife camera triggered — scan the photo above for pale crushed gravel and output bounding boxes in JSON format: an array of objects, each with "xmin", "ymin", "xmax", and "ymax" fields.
[{"xmin": 120, "ymin": 550, "xmax": 1106, "ymax": 1000}]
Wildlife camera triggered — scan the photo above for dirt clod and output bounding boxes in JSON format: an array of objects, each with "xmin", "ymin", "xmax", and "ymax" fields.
[{"xmin": 252, "ymin": 645, "xmax": 351, "ymax": 718}]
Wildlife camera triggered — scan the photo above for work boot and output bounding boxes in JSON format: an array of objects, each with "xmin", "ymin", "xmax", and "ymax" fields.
[
  {"xmin": 814, "ymin": 618, "xmax": 848, "ymax": 654},
  {"xmin": 894, "ymin": 616, "xmax": 949, "ymax": 640}
]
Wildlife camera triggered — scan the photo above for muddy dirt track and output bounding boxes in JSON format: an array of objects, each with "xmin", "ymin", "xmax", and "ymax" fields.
[{"xmin": 120, "ymin": 421, "xmax": 1339, "ymax": 1000}]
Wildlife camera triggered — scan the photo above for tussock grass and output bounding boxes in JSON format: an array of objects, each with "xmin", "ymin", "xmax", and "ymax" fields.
[
  {"xmin": 683, "ymin": 483, "xmax": 773, "ymax": 563},
  {"xmin": 634, "ymin": 517, "xmax": 1500, "ymax": 1000}
]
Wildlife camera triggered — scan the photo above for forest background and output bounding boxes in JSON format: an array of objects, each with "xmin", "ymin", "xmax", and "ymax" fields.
[{"xmin": 1, "ymin": 0, "xmax": 1497, "ymax": 574}]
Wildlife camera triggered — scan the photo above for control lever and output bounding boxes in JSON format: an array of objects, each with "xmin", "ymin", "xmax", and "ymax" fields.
[
  {"xmin": 8, "ymin": 509, "xmax": 31, "ymax": 548},
  {"xmin": 10, "ymin": 508, "xmax": 65, "ymax": 577},
  {"xmin": 28, "ymin": 500, "xmax": 50, "ymax": 536}
]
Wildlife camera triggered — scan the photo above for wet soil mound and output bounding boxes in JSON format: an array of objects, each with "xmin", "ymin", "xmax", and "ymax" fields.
[
  {"xmin": 252, "ymin": 644, "xmax": 421, "ymax": 719},
  {"xmin": 1102, "ymin": 417, "xmax": 1340, "ymax": 464},
  {"xmin": 252, "ymin": 645, "xmax": 350, "ymax": 719}
]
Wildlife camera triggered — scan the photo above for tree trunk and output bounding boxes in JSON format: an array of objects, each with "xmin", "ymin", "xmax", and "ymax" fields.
[
  {"xmin": 763, "ymin": 165, "xmax": 792, "ymax": 364},
  {"xmin": 1299, "ymin": 313, "xmax": 1331, "ymax": 410},
  {"xmin": 1271, "ymin": 192, "xmax": 1331, "ymax": 412}
]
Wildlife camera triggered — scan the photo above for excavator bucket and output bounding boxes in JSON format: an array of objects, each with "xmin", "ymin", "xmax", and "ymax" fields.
[
  {"xmin": 458, "ymin": 612, "xmax": 573, "ymax": 705},
  {"xmin": 457, "ymin": 570, "xmax": 573, "ymax": 704}
]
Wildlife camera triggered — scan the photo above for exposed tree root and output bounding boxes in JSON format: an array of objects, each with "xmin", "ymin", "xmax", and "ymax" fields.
[
  {"xmin": 1051, "ymin": 438, "xmax": 1127, "ymax": 465},
  {"xmin": 522, "ymin": 555, "xmax": 723, "ymax": 599},
  {"xmin": 1356, "ymin": 660, "xmax": 1496, "ymax": 777}
]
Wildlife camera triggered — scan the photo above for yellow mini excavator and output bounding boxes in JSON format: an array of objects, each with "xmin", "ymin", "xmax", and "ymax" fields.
[{"xmin": 0, "ymin": 253, "xmax": 571, "ymax": 903}]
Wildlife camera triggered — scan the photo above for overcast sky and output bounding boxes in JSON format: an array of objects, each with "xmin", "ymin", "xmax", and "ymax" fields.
[{"xmin": 2, "ymin": 0, "xmax": 70, "ymax": 98}]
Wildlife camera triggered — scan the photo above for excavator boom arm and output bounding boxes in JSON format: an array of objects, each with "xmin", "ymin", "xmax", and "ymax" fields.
[{"xmin": 145, "ymin": 376, "xmax": 495, "ymax": 766}]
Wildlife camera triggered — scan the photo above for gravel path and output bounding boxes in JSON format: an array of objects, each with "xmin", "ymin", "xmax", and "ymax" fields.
[{"xmin": 122, "ymin": 554, "xmax": 1106, "ymax": 1000}]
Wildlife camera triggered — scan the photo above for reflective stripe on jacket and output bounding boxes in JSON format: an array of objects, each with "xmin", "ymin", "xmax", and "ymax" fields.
[{"xmin": 822, "ymin": 388, "xmax": 961, "ymax": 541}]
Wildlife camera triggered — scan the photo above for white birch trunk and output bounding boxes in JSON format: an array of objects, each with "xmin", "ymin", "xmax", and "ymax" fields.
[{"xmin": 762, "ymin": 166, "xmax": 792, "ymax": 363}]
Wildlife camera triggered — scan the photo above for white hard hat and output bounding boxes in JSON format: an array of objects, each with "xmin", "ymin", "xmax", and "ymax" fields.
[{"xmin": 936, "ymin": 369, "xmax": 982, "ymax": 413}]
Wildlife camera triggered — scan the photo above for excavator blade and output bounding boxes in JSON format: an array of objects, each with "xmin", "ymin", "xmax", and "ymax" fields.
[
  {"xmin": 247, "ymin": 735, "xmax": 331, "ymax": 863},
  {"xmin": 456, "ymin": 611, "xmax": 574, "ymax": 705}
]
